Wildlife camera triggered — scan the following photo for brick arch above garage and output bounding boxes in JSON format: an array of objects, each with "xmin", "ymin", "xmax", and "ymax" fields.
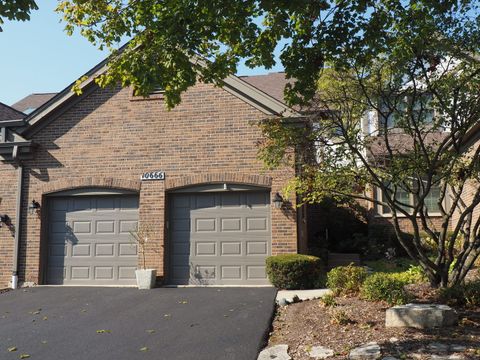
[
  {"xmin": 165, "ymin": 173, "xmax": 273, "ymax": 191},
  {"xmin": 40, "ymin": 177, "xmax": 141, "ymax": 195}
]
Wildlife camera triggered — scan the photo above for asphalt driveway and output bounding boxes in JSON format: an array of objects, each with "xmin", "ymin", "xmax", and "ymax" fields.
[{"xmin": 0, "ymin": 287, "xmax": 276, "ymax": 360}]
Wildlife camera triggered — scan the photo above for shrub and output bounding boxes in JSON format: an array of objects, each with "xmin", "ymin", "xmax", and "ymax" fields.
[
  {"xmin": 439, "ymin": 279, "xmax": 480, "ymax": 307},
  {"xmin": 392, "ymin": 265, "xmax": 427, "ymax": 284},
  {"xmin": 266, "ymin": 254, "xmax": 324, "ymax": 289},
  {"xmin": 319, "ymin": 293, "xmax": 337, "ymax": 307},
  {"xmin": 360, "ymin": 273, "xmax": 411, "ymax": 305},
  {"xmin": 327, "ymin": 264, "xmax": 368, "ymax": 296},
  {"xmin": 329, "ymin": 309, "xmax": 354, "ymax": 325}
]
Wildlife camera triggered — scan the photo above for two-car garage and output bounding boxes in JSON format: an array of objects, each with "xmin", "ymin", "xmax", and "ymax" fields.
[{"xmin": 43, "ymin": 186, "xmax": 271, "ymax": 286}]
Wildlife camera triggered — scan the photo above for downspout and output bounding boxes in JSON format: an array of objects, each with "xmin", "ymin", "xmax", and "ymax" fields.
[{"xmin": 11, "ymin": 146, "xmax": 23, "ymax": 289}]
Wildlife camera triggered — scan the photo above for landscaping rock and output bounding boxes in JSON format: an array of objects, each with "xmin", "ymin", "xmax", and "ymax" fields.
[
  {"xmin": 258, "ymin": 345, "xmax": 291, "ymax": 360},
  {"xmin": 428, "ymin": 342, "xmax": 449, "ymax": 353},
  {"xmin": 430, "ymin": 355, "xmax": 465, "ymax": 360},
  {"xmin": 385, "ymin": 304, "xmax": 458, "ymax": 329},
  {"xmin": 276, "ymin": 289, "xmax": 332, "ymax": 303},
  {"xmin": 349, "ymin": 342, "xmax": 382, "ymax": 360},
  {"xmin": 449, "ymin": 344, "xmax": 467, "ymax": 352},
  {"xmin": 278, "ymin": 298, "xmax": 289, "ymax": 307},
  {"xmin": 308, "ymin": 345, "xmax": 334, "ymax": 359}
]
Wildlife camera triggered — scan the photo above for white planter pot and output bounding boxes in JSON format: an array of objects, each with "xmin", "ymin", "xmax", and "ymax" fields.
[{"xmin": 135, "ymin": 269, "xmax": 157, "ymax": 289}]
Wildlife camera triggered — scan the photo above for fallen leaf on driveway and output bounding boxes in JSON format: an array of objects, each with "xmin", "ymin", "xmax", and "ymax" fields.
[
  {"xmin": 7, "ymin": 346, "xmax": 17, "ymax": 352},
  {"xmin": 163, "ymin": 314, "xmax": 171, "ymax": 318},
  {"xmin": 178, "ymin": 300, "xmax": 188, "ymax": 304},
  {"xmin": 139, "ymin": 347, "xmax": 149, "ymax": 352},
  {"xmin": 96, "ymin": 330, "xmax": 111, "ymax": 334},
  {"xmin": 42, "ymin": 316, "xmax": 48, "ymax": 321},
  {"xmin": 19, "ymin": 354, "xmax": 30, "ymax": 359},
  {"xmin": 41, "ymin": 340, "xmax": 47, "ymax": 345},
  {"xmin": 145, "ymin": 330, "xmax": 155, "ymax": 334}
]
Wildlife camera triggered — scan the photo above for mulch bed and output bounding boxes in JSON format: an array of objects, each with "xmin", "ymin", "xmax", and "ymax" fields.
[{"xmin": 268, "ymin": 286, "xmax": 480, "ymax": 359}]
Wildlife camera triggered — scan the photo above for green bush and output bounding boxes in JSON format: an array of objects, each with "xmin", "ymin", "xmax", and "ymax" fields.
[
  {"xmin": 365, "ymin": 258, "xmax": 427, "ymax": 284},
  {"xmin": 266, "ymin": 254, "xmax": 324, "ymax": 289},
  {"xmin": 327, "ymin": 264, "xmax": 368, "ymax": 296},
  {"xmin": 392, "ymin": 265, "xmax": 427, "ymax": 284},
  {"xmin": 439, "ymin": 279, "xmax": 480, "ymax": 307},
  {"xmin": 360, "ymin": 273, "xmax": 411, "ymax": 305}
]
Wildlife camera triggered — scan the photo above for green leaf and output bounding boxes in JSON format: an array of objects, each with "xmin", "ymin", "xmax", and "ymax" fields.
[
  {"xmin": 139, "ymin": 347, "xmax": 149, "ymax": 352},
  {"xmin": 8, "ymin": 347, "xmax": 17, "ymax": 352}
]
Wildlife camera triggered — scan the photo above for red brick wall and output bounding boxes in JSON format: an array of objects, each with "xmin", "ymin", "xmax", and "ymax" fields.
[
  {"xmin": 0, "ymin": 164, "xmax": 18, "ymax": 286},
  {"xmin": 0, "ymin": 82, "xmax": 298, "ymax": 286}
]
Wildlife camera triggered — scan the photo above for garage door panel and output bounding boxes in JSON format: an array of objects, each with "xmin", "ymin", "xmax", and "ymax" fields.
[
  {"xmin": 95, "ymin": 267, "xmax": 114, "ymax": 279},
  {"xmin": 96, "ymin": 221, "xmax": 115, "ymax": 234},
  {"xmin": 119, "ymin": 220, "xmax": 138, "ymax": 234},
  {"xmin": 195, "ymin": 218, "xmax": 216, "ymax": 232},
  {"xmin": 46, "ymin": 195, "xmax": 139, "ymax": 285},
  {"xmin": 221, "ymin": 266, "xmax": 242, "ymax": 280},
  {"xmin": 71, "ymin": 244, "xmax": 91, "ymax": 257},
  {"xmin": 169, "ymin": 191, "xmax": 270, "ymax": 285},
  {"xmin": 72, "ymin": 221, "xmax": 92, "ymax": 234},
  {"xmin": 194, "ymin": 265, "xmax": 217, "ymax": 279},
  {"xmin": 195, "ymin": 242, "xmax": 216, "ymax": 256},
  {"xmin": 246, "ymin": 217, "xmax": 268, "ymax": 231},
  {"xmin": 118, "ymin": 266, "xmax": 136, "ymax": 279},
  {"xmin": 221, "ymin": 242, "xmax": 242, "ymax": 255},
  {"xmin": 95, "ymin": 243, "xmax": 115, "ymax": 256},
  {"xmin": 246, "ymin": 266, "xmax": 267, "ymax": 280},
  {"xmin": 49, "ymin": 244, "xmax": 67, "ymax": 257},
  {"xmin": 221, "ymin": 218, "xmax": 242, "ymax": 232},
  {"xmin": 118, "ymin": 243, "xmax": 137, "ymax": 256},
  {"xmin": 247, "ymin": 241, "xmax": 268, "ymax": 255},
  {"xmin": 172, "ymin": 219, "xmax": 190, "ymax": 232}
]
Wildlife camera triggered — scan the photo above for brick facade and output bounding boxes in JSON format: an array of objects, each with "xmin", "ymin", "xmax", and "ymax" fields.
[{"xmin": 0, "ymin": 82, "xmax": 298, "ymax": 287}]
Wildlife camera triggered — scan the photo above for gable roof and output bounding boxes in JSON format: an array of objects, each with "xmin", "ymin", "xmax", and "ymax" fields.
[
  {"xmin": 12, "ymin": 93, "xmax": 57, "ymax": 115},
  {"xmin": 240, "ymin": 72, "xmax": 292, "ymax": 104},
  {"xmin": 0, "ymin": 101, "xmax": 25, "ymax": 121},
  {"xmin": 20, "ymin": 55, "xmax": 300, "ymax": 137}
]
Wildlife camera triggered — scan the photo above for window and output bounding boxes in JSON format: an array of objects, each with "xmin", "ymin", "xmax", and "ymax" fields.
[
  {"xmin": 378, "ymin": 94, "xmax": 434, "ymax": 130},
  {"xmin": 377, "ymin": 179, "xmax": 442, "ymax": 215}
]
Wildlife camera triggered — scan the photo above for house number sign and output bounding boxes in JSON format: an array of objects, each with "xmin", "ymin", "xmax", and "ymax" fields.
[{"xmin": 141, "ymin": 171, "xmax": 165, "ymax": 181}]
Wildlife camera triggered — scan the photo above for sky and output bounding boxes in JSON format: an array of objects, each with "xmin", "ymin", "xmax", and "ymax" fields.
[{"xmin": 0, "ymin": 1, "xmax": 284, "ymax": 107}]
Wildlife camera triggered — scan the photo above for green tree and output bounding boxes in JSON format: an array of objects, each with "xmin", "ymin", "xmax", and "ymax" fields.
[
  {"xmin": 0, "ymin": 0, "xmax": 38, "ymax": 31},
  {"xmin": 57, "ymin": 1, "xmax": 479, "ymax": 108}
]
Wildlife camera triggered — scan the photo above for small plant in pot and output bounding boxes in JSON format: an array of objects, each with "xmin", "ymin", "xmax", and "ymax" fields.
[{"xmin": 130, "ymin": 223, "xmax": 157, "ymax": 289}]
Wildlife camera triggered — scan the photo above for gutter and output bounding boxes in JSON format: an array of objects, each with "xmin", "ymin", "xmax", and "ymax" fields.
[{"xmin": 11, "ymin": 148, "xmax": 23, "ymax": 289}]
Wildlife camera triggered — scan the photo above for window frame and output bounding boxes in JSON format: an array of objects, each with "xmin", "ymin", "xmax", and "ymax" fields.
[{"xmin": 375, "ymin": 180, "xmax": 444, "ymax": 217}]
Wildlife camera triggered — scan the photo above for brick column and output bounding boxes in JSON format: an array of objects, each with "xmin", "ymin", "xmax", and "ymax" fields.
[{"xmin": 138, "ymin": 181, "xmax": 166, "ymax": 282}]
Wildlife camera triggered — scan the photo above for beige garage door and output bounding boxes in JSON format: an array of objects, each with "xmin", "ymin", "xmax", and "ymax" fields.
[
  {"xmin": 169, "ymin": 191, "xmax": 271, "ymax": 285},
  {"xmin": 46, "ymin": 195, "xmax": 139, "ymax": 285}
]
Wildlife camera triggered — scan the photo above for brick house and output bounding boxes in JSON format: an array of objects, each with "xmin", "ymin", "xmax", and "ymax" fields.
[{"xmin": 0, "ymin": 56, "xmax": 307, "ymax": 288}]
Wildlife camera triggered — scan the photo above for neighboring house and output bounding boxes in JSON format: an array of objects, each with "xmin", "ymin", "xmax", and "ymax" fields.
[
  {"xmin": 0, "ymin": 101, "xmax": 25, "ymax": 122},
  {"xmin": 11, "ymin": 93, "xmax": 57, "ymax": 115},
  {"xmin": 0, "ymin": 57, "xmax": 305, "ymax": 288}
]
